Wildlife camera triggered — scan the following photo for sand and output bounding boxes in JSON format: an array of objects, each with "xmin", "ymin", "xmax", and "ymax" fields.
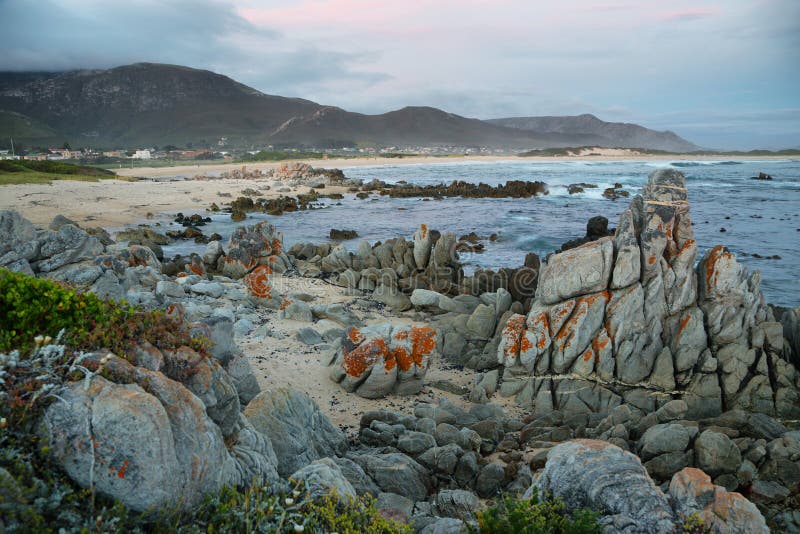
[
  {"xmin": 238, "ymin": 274, "xmax": 523, "ymax": 435},
  {"xmin": 2, "ymin": 152, "xmax": 796, "ymax": 229}
]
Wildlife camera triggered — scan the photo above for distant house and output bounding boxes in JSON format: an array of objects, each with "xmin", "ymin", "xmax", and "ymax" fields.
[
  {"xmin": 46, "ymin": 148, "xmax": 73, "ymax": 160},
  {"xmin": 132, "ymin": 149, "xmax": 152, "ymax": 160}
]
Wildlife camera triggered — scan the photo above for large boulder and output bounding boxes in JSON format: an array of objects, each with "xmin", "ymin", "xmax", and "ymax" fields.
[
  {"xmin": 244, "ymin": 388, "xmax": 347, "ymax": 476},
  {"xmin": 223, "ymin": 222, "xmax": 291, "ymax": 279},
  {"xmin": 290, "ymin": 458, "xmax": 356, "ymax": 502},
  {"xmin": 530, "ymin": 439, "xmax": 676, "ymax": 533},
  {"xmin": 348, "ymin": 452, "xmax": 433, "ymax": 501},
  {"xmin": 669, "ymin": 468, "xmax": 768, "ymax": 534},
  {"xmin": 39, "ymin": 353, "xmax": 282, "ymax": 514},
  {"xmin": 536, "ymin": 238, "xmax": 613, "ymax": 305},
  {"xmin": 330, "ymin": 325, "xmax": 439, "ymax": 398}
]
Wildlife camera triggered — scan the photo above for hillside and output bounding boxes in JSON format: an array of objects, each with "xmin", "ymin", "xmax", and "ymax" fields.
[
  {"xmin": 487, "ymin": 114, "xmax": 699, "ymax": 152},
  {"xmin": 0, "ymin": 63, "xmax": 697, "ymax": 150}
]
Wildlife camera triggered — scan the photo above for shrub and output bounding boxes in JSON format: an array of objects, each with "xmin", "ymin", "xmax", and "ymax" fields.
[
  {"xmin": 0, "ymin": 269, "xmax": 206, "ymax": 425},
  {"xmin": 475, "ymin": 489, "xmax": 601, "ymax": 534},
  {"xmin": 0, "ymin": 268, "xmax": 205, "ymax": 356}
]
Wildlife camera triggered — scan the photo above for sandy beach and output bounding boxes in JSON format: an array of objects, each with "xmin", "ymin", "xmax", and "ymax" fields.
[{"xmin": 2, "ymin": 151, "xmax": 796, "ymax": 230}]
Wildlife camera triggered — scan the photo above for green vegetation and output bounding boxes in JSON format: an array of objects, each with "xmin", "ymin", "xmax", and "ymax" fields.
[
  {"xmin": 239, "ymin": 149, "xmax": 327, "ymax": 162},
  {"xmin": 0, "ymin": 159, "xmax": 116, "ymax": 185},
  {"xmin": 474, "ymin": 490, "xmax": 601, "ymax": 534},
  {"xmin": 0, "ymin": 269, "xmax": 207, "ymax": 426}
]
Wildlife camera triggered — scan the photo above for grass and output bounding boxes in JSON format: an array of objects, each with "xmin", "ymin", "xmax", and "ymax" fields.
[{"xmin": 0, "ymin": 160, "xmax": 117, "ymax": 185}]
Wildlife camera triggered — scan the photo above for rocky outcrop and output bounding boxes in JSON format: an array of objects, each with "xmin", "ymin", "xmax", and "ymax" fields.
[
  {"xmin": 244, "ymin": 388, "xmax": 347, "ymax": 476},
  {"xmin": 530, "ymin": 439, "xmax": 769, "ymax": 533},
  {"xmin": 495, "ymin": 169, "xmax": 800, "ymax": 421},
  {"xmin": 329, "ymin": 325, "xmax": 440, "ymax": 398},
  {"xmin": 222, "ymin": 222, "xmax": 292, "ymax": 279},
  {"xmin": 531, "ymin": 439, "xmax": 676, "ymax": 533},
  {"xmin": 39, "ymin": 351, "xmax": 280, "ymax": 512}
]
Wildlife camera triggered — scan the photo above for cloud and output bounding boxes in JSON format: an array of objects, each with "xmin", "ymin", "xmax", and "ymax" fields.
[{"xmin": 0, "ymin": 0, "xmax": 797, "ymax": 148}]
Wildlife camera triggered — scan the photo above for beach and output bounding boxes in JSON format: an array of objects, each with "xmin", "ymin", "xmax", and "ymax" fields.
[{"xmin": 2, "ymin": 152, "xmax": 797, "ymax": 229}]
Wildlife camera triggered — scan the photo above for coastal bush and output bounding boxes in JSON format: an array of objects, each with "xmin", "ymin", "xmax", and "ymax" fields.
[
  {"xmin": 474, "ymin": 489, "xmax": 601, "ymax": 534},
  {"xmin": 0, "ymin": 268, "xmax": 205, "ymax": 357},
  {"xmin": 0, "ymin": 269, "xmax": 206, "ymax": 425}
]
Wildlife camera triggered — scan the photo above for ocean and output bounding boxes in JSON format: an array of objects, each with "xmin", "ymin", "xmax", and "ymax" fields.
[{"xmin": 157, "ymin": 159, "xmax": 800, "ymax": 308}]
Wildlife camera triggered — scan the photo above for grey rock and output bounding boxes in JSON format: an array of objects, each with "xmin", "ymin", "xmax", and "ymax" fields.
[
  {"xmin": 433, "ymin": 489, "xmax": 480, "ymax": 521},
  {"xmin": 290, "ymin": 458, "xmax": 356, "ymax": 502},
  {"xmin": 531, "ymin": 439, "xmax": 675, "ymax": 533},
  {"xmin": 349, "ymin": 452, "xmax": 432, "ymax": 501},
  {"xmin": 536, "ymin": 237, "xmax": 613, "ymax": 305},
  {"xmin": 418, "ymin": 518, "xmax": 466, "ymax": 534},
  {"xmin": 224, "ymin": 352, "xmax": 260, "ymax": 404},
  {"xmin": 331, "ymin": 456, "xmax": 381, "ymax": 497},
  {"xmin": 694, "ymin": 430, "xmax": 742, "ymax": 477},
  {"xmin": 373, "ymin": 283, "xmax": 412, "ymax": 311},
  {"xmin": 281, "ymin": 300, "xmax": 313, "ymax": 322},
  {"xmin": 465, "ymin": 304, "xmax": 496, "ymax": 340},
  {"xmin": 397, "ymin": 431, "xmax": 437, "ymax": 456},
  {"xmin": 376, "ymin": 492, "xmax": 415, "ymax": 523},
  {"xmin": 190, "ymin": 282, "xmax": 224, "ymax": 298},
  {"xmin": 244, "ymin": 388, "xmax": 347, "ymax": 476},
  {"xmin": 475, "ymin": 462, "xmax": 505, "ymax": 498},
  {"xmin": 638, "ymin": 423, "xmax": 696, "ymax": 461},
  {"xmin": 296, "ymin": 327, "xmax": 324, "ymax": 345}
]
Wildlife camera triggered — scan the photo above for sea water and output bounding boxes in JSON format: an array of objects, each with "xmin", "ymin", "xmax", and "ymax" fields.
[{"xmin": 156, "ymin": 159, "xmax": 800, "ymax": 307}]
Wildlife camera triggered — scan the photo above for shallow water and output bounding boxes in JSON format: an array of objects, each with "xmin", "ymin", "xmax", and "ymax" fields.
[{"xmin": 155, "ymin": 159, "xmax": 800, "ymax": 307}]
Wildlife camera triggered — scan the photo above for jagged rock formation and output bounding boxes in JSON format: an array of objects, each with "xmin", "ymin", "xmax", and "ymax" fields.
[{"xmin": 496, "ymin": 169, "xmax": 800, "ymax": 420}]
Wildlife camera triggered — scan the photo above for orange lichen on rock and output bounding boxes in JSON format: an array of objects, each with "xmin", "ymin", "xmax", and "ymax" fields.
[
  {"xmin": 279, "ymin": 298, "xmax": 293, "ymax": 310},
  {"xmin": 271, "ymin": 238, "xmax": 282, "ymax": 254},
  {"xmin": 582, "ymin": 348, "xmax": 595, "ymax": 362},
  {"xmin": 188, "ymin": 261, "xmax": 205, "ymax": 276},
  {"xmin": 501, "ymin": 315, "xmax": 526, "ymax": 359},
  {"xmin": 420, "ymin": 224, "xmax": 428, "ymax": 239},
  {"xmin": 648, "ymin": 255, "xmax": 656, "ymax": 265},
  {"xmin": 342, "ymin": 338, "xmax": 389, "ymax": 377},
  {"xmin": 348, "ymin": 327, "xmax": 365, "ymax": 344},
  {"xmin": 704, "ymin": 245, "xmax": 731, "ymax": 293},
  {"xmin": 244, "ymin": 264, "xmax": 273, "ymax": 299}
]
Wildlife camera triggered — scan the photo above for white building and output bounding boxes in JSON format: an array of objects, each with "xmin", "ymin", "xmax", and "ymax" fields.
[{"xmin": 132, "ymin": 149, "xmax": 152, "ymax": 160}]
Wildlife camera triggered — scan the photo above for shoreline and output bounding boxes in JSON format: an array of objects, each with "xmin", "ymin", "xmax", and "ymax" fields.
[
  {"xmin": 2, "ymin": 152, "xmax": 797, "ymax": 229},
  {"xmin": 114, "ymin": 152, "xmax": 800, "ymax": 179}
]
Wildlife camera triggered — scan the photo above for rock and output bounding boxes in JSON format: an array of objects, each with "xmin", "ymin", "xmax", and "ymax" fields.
[
  {"xmin": 397, "ymin": 431, "xmax": 437, "ymax": 456},
  {"xmin": 536, "ymin": 238, "xmax": 613, "ymax": 304},
  {"xmin": 244, "ymin": 388, "xmax": 346, "ymax": 476},
  {"xmin": 312, "ymin": 303, "xmax": 361, "ymax": 327},
  {"xmin": 475, "ymin": 462, "xmax": 506, "ymax": 498},
  {"xmin": 290, "ymin": 458, "xmax": 356, "ymax": 502},
  {"xmin": 531, "ymin": 439, "xmax": 675, "ymax": 533},
  {"xmin": 655, "ymin": 400, "xmax": 688, "ymax": 423},
  {"xmin": 190, "ymin": 282, "xmax": 224, "ymax": 298},
  {"xmin": 184, "ymin": 358, "xmax": 241, "ymax": 437},
  {"xmin": 694, "ymin": 430, "xmax": 742, "ymax": 477},
  {"xmin": 670, "ymin": 468, "xmax": 768, "ymax": 533},
  {"xmin": 418, "ymin": 517, "xmax": 466, "ymax": 534},
  {"xmin": 349, "ymin": 452, "xmax": 432, "ymax": 501},
  {"xmin": 330, "ymin": 325, "xmax": 438, "ymax": 398},
  {"xmin": 203, "ymin": 240, "xmax": 224, "ymax": 266},
  {"xmin": 330, "ymin": 229, "xmax": 358, "ymax": 240},
  {"xmin": 433, "ymin": 489, "xmax": 480, "ymax": 521},
  {"xmin": 281, "ymin": 300, "xmax": 313, "ymax": 322},
  {"xmin": 296, "ymin": 327, "xmax": 324, "ymax": 345},
  {"xmin": 332, "ymin": 457, "xmax": 381, "ymax": 497},
  {"xmin": 638, "ymin": 424, "xmax": 696, "ymax": 461},
  {"xmin": 373, "ymin": 283, "xmax": 412, "ymax": 311},
  {"xmin": 466, "ymin": 304, "xmax": 497, "ymax": 340},
  {"xmin": 223, "ymin": 222, "xmax": 289, "ymax": 278},
  {"xmin": 376, "ymin": 492, "xmax": 415, "ymax": 523},
  {"xmin": 414, "ymin": 224, "xmax": 433, "ymax": 269},
  {"xmin": 39, "ymin": 370, "xmax": 266, "ymax": 513},
  {"xmin": 224, "ymin": 352, "xmax": 260, "ymax": 404}
]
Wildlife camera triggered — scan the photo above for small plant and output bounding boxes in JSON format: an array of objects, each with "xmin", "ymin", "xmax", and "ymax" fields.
[
  {"xmin": 474, "ymin": 489, "xmax": 601, "ymax": 534},
  {"xmin": 679, "ymin": 513, "xmax": 713, "ymax": 534}
]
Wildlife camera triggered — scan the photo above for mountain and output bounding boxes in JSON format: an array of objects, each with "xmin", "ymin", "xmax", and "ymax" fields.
[
  {"xmin": 0, "ymin": 63, "xmax": 698, "ymax": 151},
  {"xmin": 486, "ymin": 114, "xmax": 699, "ymax": 152}
]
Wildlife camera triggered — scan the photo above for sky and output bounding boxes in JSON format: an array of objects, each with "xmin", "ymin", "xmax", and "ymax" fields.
[{"xmin": 0, "ymin": 0, "xmax": 798, "ymax": 149}]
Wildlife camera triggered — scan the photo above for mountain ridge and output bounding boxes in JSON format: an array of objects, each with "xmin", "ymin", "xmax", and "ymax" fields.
[{"xmin": 0, "ymin": 63, "xmax": 698, "ymax": 151}]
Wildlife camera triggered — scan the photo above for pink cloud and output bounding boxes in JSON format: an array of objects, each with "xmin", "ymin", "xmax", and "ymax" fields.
[{"xmin": 658, "ymin": 8, "xmax": 719, "ymax": 22}]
